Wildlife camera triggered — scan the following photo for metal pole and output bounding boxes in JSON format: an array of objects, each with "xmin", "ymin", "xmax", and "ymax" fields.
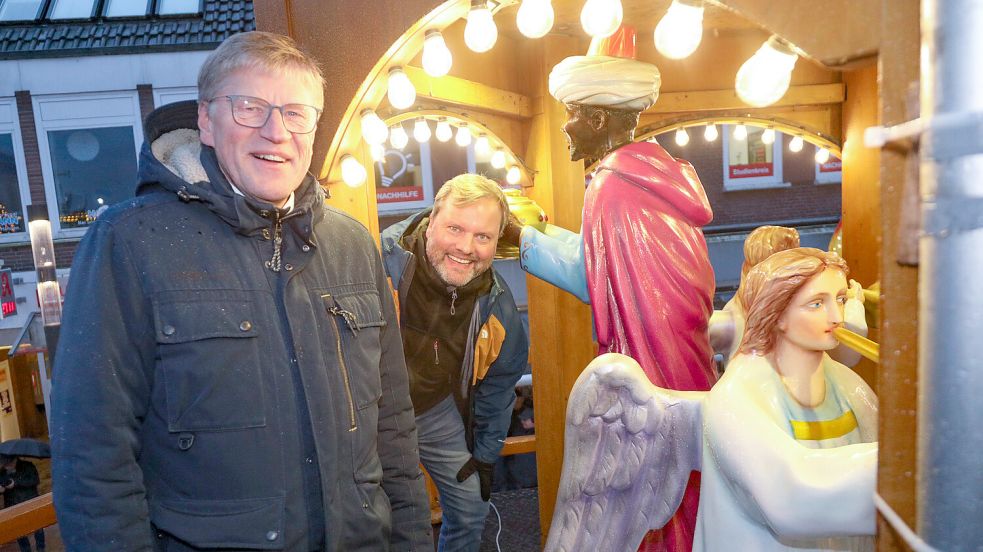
[{"xmin": 919, "ymin": 0, "xmax": 983, "ymax": 548}]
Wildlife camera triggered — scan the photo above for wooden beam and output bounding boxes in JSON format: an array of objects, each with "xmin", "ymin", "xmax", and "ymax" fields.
[
  {"xmin": 405, "ymin": 66, "xmax": 533, "ymax": 119},
  {"xmin": 500, "ymin": 435, "xmax": 536, "ymax": 457},
  {"xmin": 0, "ymin": 493, "xmax": 56, "ymax": 542},
  {"xmin": 645, "ymin": 83, "xmax": 845, "ymax": 114}
]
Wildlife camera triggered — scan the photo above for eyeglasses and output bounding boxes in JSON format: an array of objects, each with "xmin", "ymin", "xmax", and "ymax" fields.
[{"xmin": 208, "ymin": 95, "xmax": 322, "ymax": 134}]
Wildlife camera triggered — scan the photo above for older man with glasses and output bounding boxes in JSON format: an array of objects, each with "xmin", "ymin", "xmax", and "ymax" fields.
[{"xmin": 51, "ymin": 31, "xmax": 433, "ymax": 552}]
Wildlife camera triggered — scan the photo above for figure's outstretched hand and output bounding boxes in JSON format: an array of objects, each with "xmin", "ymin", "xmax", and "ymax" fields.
[
  {"xmin": 501, "ymin": 212, "xmax": 525, "ymax": 248},
  {"xmin": 849, "ymin": 279, "xmax": 864, "ymax": 304},
  {"xmin": 455, "ymin": 456, "xmax": 494, "ymax": 501}
]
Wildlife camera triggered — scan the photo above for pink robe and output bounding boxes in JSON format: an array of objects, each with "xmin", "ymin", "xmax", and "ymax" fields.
[{"xmin": 583, "ymin": 141, "xmax": 716, "ymax": 551}]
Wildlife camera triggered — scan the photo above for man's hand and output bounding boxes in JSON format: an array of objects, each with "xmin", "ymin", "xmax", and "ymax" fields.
[
  {"xmin": 455, "ymin": 456, "xmax": 494, "ymax": 501},
  {"xmin": 501, "ymin": 212, "xmax": 525, "ymax": 248}
]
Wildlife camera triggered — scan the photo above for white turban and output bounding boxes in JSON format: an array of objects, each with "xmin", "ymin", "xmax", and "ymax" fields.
[{"xmin": 548, "ymin": 55, "xmax": 661, "ymax": 112}]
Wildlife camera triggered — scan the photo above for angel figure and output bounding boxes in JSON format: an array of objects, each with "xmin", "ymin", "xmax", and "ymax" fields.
[{"xmin": 546, "ymin": 248, "xmax": 877, "ymax": 552}]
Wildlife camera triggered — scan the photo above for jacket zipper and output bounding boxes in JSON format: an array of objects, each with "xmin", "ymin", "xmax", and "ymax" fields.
[
  {"xmin": 328, "ymin": 312, "xmax": 358, "ymax": 432},
  {"xmin": 449, "ymin": 289, "xmax": 457, "ymax": 316},
  {"xmin": 433, "ymin": 339, "xmax": 439, "ymax": 365}
]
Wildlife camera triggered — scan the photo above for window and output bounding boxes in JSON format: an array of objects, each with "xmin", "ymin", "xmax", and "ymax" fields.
[
  {"xmin": 153, "ymin": 87, "xmax": 197, "ymax": 107},
  {"xmin": 33, "ymin": 93, "xmax": 142, "ymax": 235},
  {"xmin": 48, "ymin": 0, "xmax": 96, "ymax": 19},
  {"xmin": 0, "ymin": 100, "xmax": 30, "ymax": 240},
  {"xmin": 722, "ymin": 125, "xmax": 788, "ymax": 191},
  {"xmin": 103, "ymin": 0, "xmax": 150, "ymax": 17},
  {"xmin": 815, "ymin": 153, "xmax": 842, "ymax": 184},
  {"xmin": 157, "ymin": 0, "xmax": 200, "ymax": 15},
  {"xmin": 0, "ymin": 0, "xmax": 44, "ymax": 21}
]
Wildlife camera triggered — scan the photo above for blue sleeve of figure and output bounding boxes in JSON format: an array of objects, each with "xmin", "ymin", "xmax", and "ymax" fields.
[{"xmin": 517, "ymin": 224, "xmax": 590, "ymax": 304}]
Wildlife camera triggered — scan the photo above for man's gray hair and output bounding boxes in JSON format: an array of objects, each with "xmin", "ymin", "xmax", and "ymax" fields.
[
  {"xmin": 432, "ymin": 174, "xmax": 509, "ymax": 235},
  {"xmin": 198, "ymin": 31, "xmax": 326, "ymax": 106}
]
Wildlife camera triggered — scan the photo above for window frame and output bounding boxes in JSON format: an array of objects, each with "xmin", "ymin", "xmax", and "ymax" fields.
[
  {"xmin": 31, "ymin": 91, "xmax": 143, "ymax": 238},
  {"xmin": 721, "ymin": 124, "xmax": 790, "ymax": 191},
  {"xmin": 0, "ymin": 0, "xmax": 46, "ymax": 22},
  {"xmin": 152, "ymin": 86, "xmax": 198, "ymax": 108},
  {"xmin": 814, "ymin": 154, "xmax": 843, "ymax": 185},
  {"xmin": 47, "ymin": 0, "xmax": 99, "ymax": 20},
  {"xmin": 0, "ymin": 99, "xmax": 33, "ymax": 243}
]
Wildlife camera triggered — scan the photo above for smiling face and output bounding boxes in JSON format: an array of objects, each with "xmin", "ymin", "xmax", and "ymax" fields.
[
  {"xmin": 425, "ymin": 197, "xmax": 502, "ymax": 287},
  {"xmin": 776, "ymin": 268, "xmax": 848, "ymax": 353},
  {"xmin": 198, "ymin": 66, "xmax": 322, "ymax": 207}
]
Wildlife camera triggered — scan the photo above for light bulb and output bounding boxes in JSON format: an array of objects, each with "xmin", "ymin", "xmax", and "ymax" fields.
[
  {"xmin": 517, "ymin": 0, "xmax": 554, "ymax": 39},
  {"xmin": 733, "ymin": 124, "xmax": 747, "ymax": 141},
  {"xmin": 422, "ymin": 30, "xmax": 452, "ymax": 77},
  {"xmin": 360, "ymin": 109, "xmax": 388, "ymax": 146},
  {"xmin": 815, "ymin": 146, "xmax": 830, "ymax": 164},
  {"xmin": 654, "ymin": 0, "xmax": 704, "ymax": 60},
  {"xmin": 390, "ymin": 124, "xmax": 409, "ymax": 150},
  {"xmin": 387, "ymin": 67, "xmax": 416, "ymax": 110},
  {"xmin": 581, "ymin": 0, "xmax": 623, "ymax": 38},
  {"xmin": 789, "ymin": 135, "xmax": 804, "ymax": 152},
  {"xmin": 464, "ymin": 0, "xmax": 498, "ymax": 53},
  {"xmin": 735, "ymin": 35, "xmax": 798, "ymax": 107},
  {"xmin": 761, "ymin": 128, "xmax": 776, "ymax": 145},
  {"xmin": 414, "ymin": 118, "xmax": 432, "ymax": 143},
  {"xmin": 435, "ymin": 118, "xmax": 453, "ymax": 142},
  {"xmin": 475, "ymin": 134, "xmax": 492, "ymax": 157},
  {"xmin": 704, "ymin": 123, "xmax": 718, "ymax": 141},
  {"xmin": 506, "ymin": 165, "xmax": 521, "ymax": 185},
  {"xmin": 370, "ymin": 143, "xmax": 386, "ymax": 162},
  {"xmin": 455, "ymin": 125, "xmax": 472, "ymax": 147},
  {"xmin": 674, "ymin": 128, "xmax": 690, "ymax": 146},
  {"xmin": 340, "ymin": 154, "xmax": 367, "ymax": 187},
  {"xmin": 491, "ymin": 149, "xmax": 507, "ymax": 169}
]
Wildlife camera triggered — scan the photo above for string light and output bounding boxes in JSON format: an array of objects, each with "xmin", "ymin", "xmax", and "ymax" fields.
[
  {"xmin": 422, "ymin": 30, "xmax": 452, "ymax": 77},
  {"xmin": 581, "ymin": 0, "xmax": 623, "ymax": 38},
  {"xmin": 761, "ymin": 127, "xmax": 776, "ymax": 145},
  {"xmin": 464, "ymin": 0, "xmax": 498, "ymax": 53},
  {"xmin": 789, "ymin": 135, "xmax": 804, "ymax": 152},
  {"xmin": 491, "ymin": 148, "xmax": 507, "ymax": 169},
  {"xmin": 390, "ymin": 124, "xmax": 409, "ymax": 150},
  {"xmin": 733, "ymin": 124, "xmax": 748, "ymax": 141},
  {"xmin": 517, "ymin": 0, "xmax": 555, "ymax": 39},
  {"xmin": 360, "ymin": 109, "xmax": 388, "ymax": 145},
  {"xmin": 414, "ymin": 118, "xmax": 432, "ymax": 143},
  {"xmin": 455, "ymin": 124, "xmax": 473, "ymax": 147},
  {"xmin": 703, "ymin": 123, "xmax": 718, "ymax": 141},
  {"xmin": 506, "ymin": 165, "xmax": 521, "ymax": 185},
  {"xmin": 675, "ymin": 127, "xmax": 690, "ymax": 146},
  {"xmin": 735, "ymin": 35, "xmax": 798, "ymax": 107},
  {"xmin": 370, "ymin": 143, "xmax": 386, "ymax": 162},
  {"xmin": 386, "ymin": 67, "xmax": 416, "ymax": 110},
  {"xmin": 340, "ymin": 154, "xmax": 367, "ymax": 187},
  {"xmin": 654, "ymin": 0, "xmax": 704, "ymax": 60},
  {"xmin": 815, "ymin": 146, "xmax": 830, "ymax": 164},
  {"xmin": 475, "ymin": 134, "xmax": 492, "ymax": 157},
  {"xmin": 435, "ymin": 118, "xmax": 453, "ymax": 142}
]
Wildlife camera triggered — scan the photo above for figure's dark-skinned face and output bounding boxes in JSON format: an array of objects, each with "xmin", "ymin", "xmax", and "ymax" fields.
[{"xmin": 562, "ymin": 104, "xmax": 608, "ymax": 162}]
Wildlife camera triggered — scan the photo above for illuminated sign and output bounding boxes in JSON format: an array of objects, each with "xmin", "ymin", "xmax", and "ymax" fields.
[{"xmin": 0, "ymin": 269, "xmax": 16, "ymax": 318}]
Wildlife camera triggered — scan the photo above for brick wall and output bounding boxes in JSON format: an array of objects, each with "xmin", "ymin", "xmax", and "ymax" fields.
[
  {"xmin": 661, "ymin": 132, "xmax": 842, "ymax": 229},
  {"xmin": 14, "ymin": 91, "xmax": 46, "ymax": 205},
  {"xmin": 137, "ymin": 84, "xmax": 156, "ymax": 124},
  {"xmin": 0, "ymin": 241, "xmax": 79, "ymax": 272}
]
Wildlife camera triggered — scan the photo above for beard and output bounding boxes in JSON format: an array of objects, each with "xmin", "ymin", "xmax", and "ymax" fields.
[{"xmin": 425, "ymin": 238, "xmax": 488, "ymax": 287}]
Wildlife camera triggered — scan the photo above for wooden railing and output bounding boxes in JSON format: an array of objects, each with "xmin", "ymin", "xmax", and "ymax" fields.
[{"xmin": 0, "ymin": 493, "xmax": 56, "ymax": 543}]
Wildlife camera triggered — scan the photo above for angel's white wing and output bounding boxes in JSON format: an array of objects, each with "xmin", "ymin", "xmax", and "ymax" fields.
[{"xmin": 544, "ymin": 353, "xmax": 705, "ymax": 552}]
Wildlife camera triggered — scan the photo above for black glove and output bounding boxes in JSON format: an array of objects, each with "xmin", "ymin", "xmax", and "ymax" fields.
[{"xmin": 455, "ymin": 456, "xmax": 494, "ymax": 501}]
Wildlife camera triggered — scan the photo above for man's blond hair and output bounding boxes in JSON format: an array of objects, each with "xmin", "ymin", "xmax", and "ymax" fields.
[
  {"xmin": 432, "ymin": 174, "xmax": 509, "ymax": 235},
  {"xmin": 198, "ymin": 31, "xmax": 325, "ymax": 106}
]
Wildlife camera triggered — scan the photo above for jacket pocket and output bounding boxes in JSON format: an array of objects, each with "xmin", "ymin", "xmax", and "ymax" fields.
[
  {"xmin": 153, "ymin": 291, "xmax": 266, "ymax": 432},
  {"xmin": 150, "ymin": 495, "xmax": 285, "ymax": 550},
  {"xmin": 319, "ymin": 287, "xmax": 385, "ymax": 410}
]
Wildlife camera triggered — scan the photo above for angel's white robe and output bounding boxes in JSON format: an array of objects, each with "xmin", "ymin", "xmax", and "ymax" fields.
[{"xmin": 695, "ymin": 353, "xmax": 878, "ymax": 551}]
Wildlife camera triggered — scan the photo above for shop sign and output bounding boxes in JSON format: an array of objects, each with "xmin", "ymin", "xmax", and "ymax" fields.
[{"xmin": 0, "ymin": 269, "xmax": 15, "ymax": 318}]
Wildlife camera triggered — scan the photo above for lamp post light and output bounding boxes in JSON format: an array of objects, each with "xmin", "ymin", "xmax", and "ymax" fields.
[{"xmin": 27, "ymin": 204, "xmax": 61, "ymax": 367}]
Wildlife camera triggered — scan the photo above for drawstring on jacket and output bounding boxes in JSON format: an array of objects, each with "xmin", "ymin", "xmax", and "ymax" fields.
[{"xmin": 267, "ymin": 211, "xmax": 283, "ymax": 272}]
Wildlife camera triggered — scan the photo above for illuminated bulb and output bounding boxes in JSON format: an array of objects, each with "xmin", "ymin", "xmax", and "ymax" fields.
[
  {"xmin": 506, "ymin": 165, "xmax": 521, "ymax": 185},
  {"xmin": 517, "ymin": 0, "xmax": 554, "ymax": 39},
  {"xmin": 370, "ymin": 143, "xmax": 386, "ymax": 162},
  {"xmin": 455, "ymin": 125, "xmax": 472, "ymax": 147},
  {"xmin": 704, "ymin": 123, "xmax": 718, "ymax": 141},
  {"xmin": 735, "ymin": 35, "xmax": 798, "ymax": 107},
  {"xmin": 733, "ymin": 124, "xmax": 748, "ymax": 141},
  {"xmin": 435, "ymin": 118, "xmax": 453, "ymax": 142},
  {"xmin": 654, "ymin": 0, "xmax": 704, "ymax": 60},
  {"xmin": 491, "ymin": 149, "xmax": 507, "ymax": 169},
  {"xmin": 761, "ymin": 128, "xmax": 776, "ymax": 145},
  {"xmin": 387, "ymin": 67, "xmax": 416, "ymax": 110},
  {"xmin": 360, "ymin": 109, "xmax": 388, "ymax": 145},
  {"xmin": 581, "ymin": 0, "xmax": 623, "ymax": 38},
  {"xmin": 464, "ymin": 0, "xmax": 498, "ymax": 53},
  {"xmin": 414, "ymin": 118, "xmax": 432, "ymax": 143},
  {"xmin": 475, "ymin": 134, "xmax": 492, "ymax": 156},
  {"xmin": 789, "ymin": 135, "xmax": 804, "ymax": 152},
  {"xmin": 340, "ymin": 155, "xmax": 367, "ymax": 187},
  {"xmin": 815, "ymin": 146, "xmax": 830, "ymax": 164},
  {"xmin": 675, "ymin": 127, "xmax": 690, "ymax": 146},
  {"xmin": 390, "ymin": 124, "xmax": 409, "ymax": 150},
  {"xmin": 422, "ymin": 30, "xmax": 452, "ymax": 77}
]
